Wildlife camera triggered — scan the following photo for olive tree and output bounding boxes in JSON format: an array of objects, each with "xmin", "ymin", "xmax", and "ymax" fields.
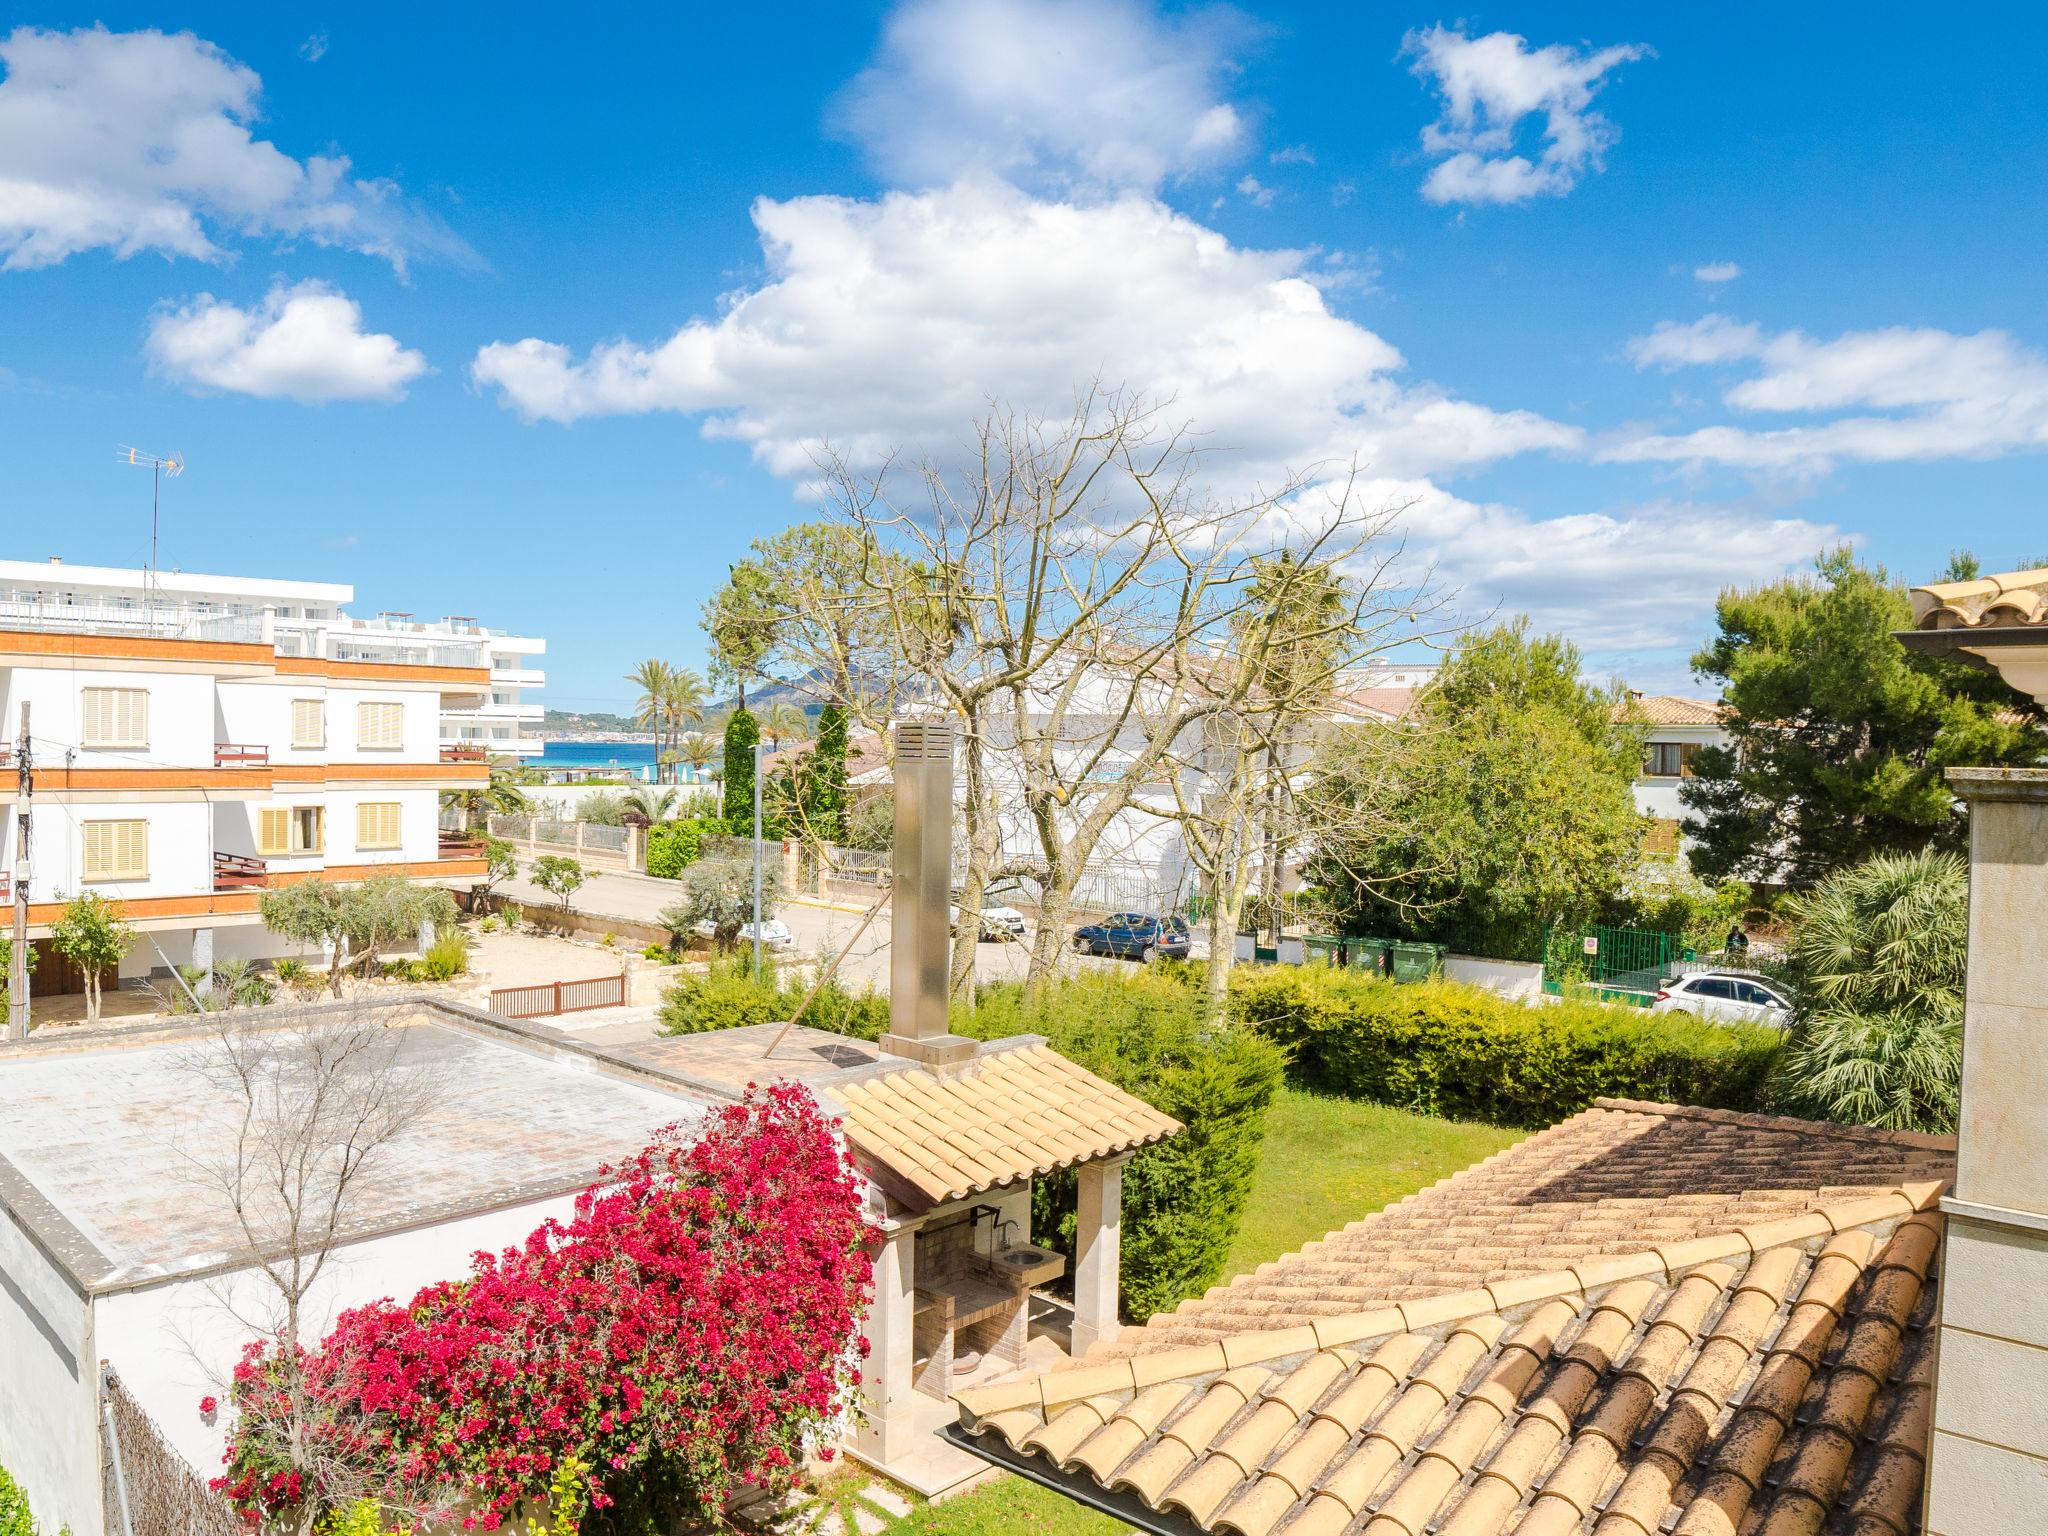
[
  {"xmin": 50, "ymin": 891, "xmax": 132, "ymax": 1026},
  {"xmin": 259, "ymin": 877, "xmax": 459, "ymax": 996},
  {"xmin": 658, "ymin": 855, "xmax": 783, "ymax": 952}
]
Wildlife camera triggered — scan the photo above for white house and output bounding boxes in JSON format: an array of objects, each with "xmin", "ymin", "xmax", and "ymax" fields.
[
  {"xmin": 0, "ymin": 557, "xmax": 547, "ymax": 760},
  {"xmin": 1626, "ymin": 693, "xmax": 1730, "ymax": 855},
  {"xmin": 0, "ymin": 615, "xmax": 494, "ymax": 1008}
]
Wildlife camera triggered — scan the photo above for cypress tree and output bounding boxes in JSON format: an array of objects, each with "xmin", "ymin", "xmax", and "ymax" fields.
[
  {"xmin": 814, "ymin": 703, "xmax": 849, "ymax": 842},
  {"xmin": 722, "ymin": 707, "xmax": 759, "ymax": 829}
]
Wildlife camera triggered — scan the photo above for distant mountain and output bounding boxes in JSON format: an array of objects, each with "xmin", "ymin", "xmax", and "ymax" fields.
[{"xmin": 542, "ymin": 708, "xmax": 646, "ymax": 734}]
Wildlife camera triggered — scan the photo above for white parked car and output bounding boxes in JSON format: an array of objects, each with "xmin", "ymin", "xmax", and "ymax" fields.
[
  {"xmin": 1651, "ymin": 971, "xmax": 1792, "ymax": 1026},
  {"xmin": 950, "ymin": 902, "xmax": 1028, "ymax": 941},
  {"xmin": 692, "ymin": 917, "xmax": 794, "ymax": 950}
]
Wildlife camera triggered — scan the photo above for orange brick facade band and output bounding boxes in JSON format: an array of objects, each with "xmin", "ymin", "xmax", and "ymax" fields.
[
  {"xmin": 0, "ymin": 628, "xmax": 488, "ymax": 688},
  {"xmin": 22, "ymin": 858, "xmax": 488, "ymax": 926}
]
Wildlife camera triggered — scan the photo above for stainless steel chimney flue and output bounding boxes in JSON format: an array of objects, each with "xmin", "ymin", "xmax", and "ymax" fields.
[{"xmin": 879, "ymin": 719, "xmax": 976, "ymax": 1067}]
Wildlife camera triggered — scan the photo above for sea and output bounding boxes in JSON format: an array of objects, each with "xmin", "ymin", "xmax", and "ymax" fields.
[{"xmin": 538, "ymin": 740, "xmax": 659, "ymax": 780}]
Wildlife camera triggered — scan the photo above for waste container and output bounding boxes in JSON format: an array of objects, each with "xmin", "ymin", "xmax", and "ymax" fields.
[
  {"xmin": 1390, "ymin": 941, "xmax": 1447, "ymax": 983},
  {"xmin": 1349, "ymin": 937, "xmax": 1396, "ymax": 977},
  {"xmin": 1303, "ymin": 935, "xmax": 1344, "ymax": 967}
]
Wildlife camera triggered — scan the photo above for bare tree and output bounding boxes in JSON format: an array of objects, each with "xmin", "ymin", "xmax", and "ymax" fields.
[{"xmin": 176, "ymin": 1006, "xmax": 448, "ymax": 1531}]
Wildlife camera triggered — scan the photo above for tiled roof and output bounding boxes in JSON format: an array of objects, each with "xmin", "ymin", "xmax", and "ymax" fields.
[
  {"xmin": 1101, "ymin": 1100, "xmax": 1954, "ymax": 1358},
  {"xmin": 1627, "ymin": 695, "xmax": 1725, "ymax": 727},
  {"xmin": 1909, "ymin": 565, "xmax": 2048, "ymax": 630},
  {"xmin": 828, "ymin": 1043, "xmax": 1182, "ymax": 1208},
  {"xmin": 1332, "ymin": 688, "xmax": 1421, "ymax": 723},
  {"xmin": 954, "ymin": 1195, "xmax": 1943, "ymax": 1536}
]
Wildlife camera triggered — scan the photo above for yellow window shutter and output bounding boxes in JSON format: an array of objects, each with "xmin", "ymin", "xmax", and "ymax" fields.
[
  {"xmin": 83, "ymin": 819, "xmax": 146, "ymax": 880},
  {"xmin": 357, "ymin": 801, "xmax": 401, "ymax": 850},
  {"xmin": 357, "ymin": 700, "xmax": 403, "ymax": 749},
  {"xmin": 291, "ymin": 698, "xmax": 325, "ymax": 748},
  {"xmin": 257, "ymin": 807, "xmax": 290, "ymax": 856},
  {"xmin": 82, "ymin": 688, "xmax": 147, "ymax": 748}
]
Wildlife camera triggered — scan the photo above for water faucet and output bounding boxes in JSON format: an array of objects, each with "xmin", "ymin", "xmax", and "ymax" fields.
[{"xmin": 994, "ymin": 1217, "xmax": 1021, "ymax": 1253}]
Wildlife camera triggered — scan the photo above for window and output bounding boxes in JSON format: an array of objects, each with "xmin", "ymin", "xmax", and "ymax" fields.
[
  {"xmin": 291, "ymin": 698, "xmax": 325, "ymax": 749},
  {"xmin": 356, "ymin": 801, "xmax": 402, "ymax": 851},
  {"xmin": 356, "ymin": 700, "xmax": 404, "ymax": 750},
  {"xmin": 81, "ymin": 819, "xmax": 147, "ymax": 881},
  {"xmin": 1689, "ymin": 978, "xmax": 1737, "ymax": 1001},
  {"xmin": 80, "ymin": 687, "xmax": 148, "ymax": 749},
  {"xmin": 1643, "ymin": 741, "xmax": 1701, "ymax": 778},
  {"xmin": 258, "ymin": 805, "xmax": 324, "ymax": 856}
]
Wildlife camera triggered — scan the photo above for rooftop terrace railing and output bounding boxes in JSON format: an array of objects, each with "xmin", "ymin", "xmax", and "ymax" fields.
[{"xmin": 0, "ymin": 595, "xmax": 262, "ymax": 644}]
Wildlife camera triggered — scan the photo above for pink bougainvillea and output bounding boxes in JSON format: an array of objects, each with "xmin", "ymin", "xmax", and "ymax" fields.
[{"xmin": 213, "ymin": 1083, "xmax": 874, "ymax": 1530}]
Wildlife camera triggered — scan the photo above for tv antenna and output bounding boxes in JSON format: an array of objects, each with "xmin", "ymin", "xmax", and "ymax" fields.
[{"xmin": 116, "ymin": 446, "xmax": 184, "ymax": 630}]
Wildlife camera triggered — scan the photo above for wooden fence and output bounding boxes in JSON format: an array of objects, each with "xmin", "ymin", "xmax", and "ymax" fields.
[{"xmin": 488, "ymin": 972, "xmax": 628, "ymax": 1019}]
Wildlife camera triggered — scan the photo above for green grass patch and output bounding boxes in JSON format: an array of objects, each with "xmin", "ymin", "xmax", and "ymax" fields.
[
  {"xmin": 1219, "ymin": 1087, "xmax": 1520, "ymax": 1282},
  {"xmin": 878, "ymin": 1471, "xmax": 1123, "ymax": 1536}
]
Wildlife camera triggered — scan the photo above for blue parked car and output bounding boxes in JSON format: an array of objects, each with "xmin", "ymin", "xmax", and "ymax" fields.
[{"xmin": 1072, "ymin": 913, "xmax": 1192, "ymax": 961}]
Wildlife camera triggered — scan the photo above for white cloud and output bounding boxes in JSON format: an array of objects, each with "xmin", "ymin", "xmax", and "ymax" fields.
[
  {"xmin": 1611, "ymin": 315, "xmax": 2048, "ymax": 471},
  {"xmin": 1434, "ymin": 495, "xmax": 1834, "ymax": 652},
  {"xmin": 1270, "ymin": 144, "xmax": 1315, "ymax": 166},
  {"xmin": 0, "ymin": 25, "xmax": 464, "ymax": 271},
  {"xmin": 1693, "ymin": 260, "xmax": 1740, "ymax": 284},
  {"xmin": 146, "ymin": 281, "xmax": 428, "ymax": 402},
  {"xmin": 299, "ymin": 33, "xmax": 328, "ymax": 63},
  {"xmin": 472, "ymin": 180, "xmax": 1577, "ymax": 486},
  {"xmin": 1404, "ymin": 25, "xmax": 1647, "ymax": 205},
  {"xmin": 1236, "ymin": 174, "xmax": 1274, "ymax": 207},
  {"xmin": 834, "ymin": 0, "xmax": 1247, "ymax": 192}
]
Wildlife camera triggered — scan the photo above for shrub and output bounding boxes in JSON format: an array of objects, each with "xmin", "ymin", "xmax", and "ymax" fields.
[
  {"xmin": 1229, "ymin": 966, "xmax": 1783, "ymax": 1130},
  {"xmin": 576, "ymin": 790, "xmax": 628, "ymax": 826},
  {"xmin": 646, "ymin": 817, "xmax": 716, "ymax": 878},
  {"xmin": 531, "ymin": 855, "xmax": 587, "ymax": 908},
  {"xmin": 216, "ymin": 1087, "xmax": 871, "ymax": 1533},
  {"xmin": 0, "ymin": 1461, "xmax": 44, "ymax": 1536},
  {"xmin": 959, "ymin": 971, "xmax": 1285, "ymax": 1322},
  {"xmin": 658, "ymin": 955, "xmax": 887, "ymax": 1040},
  {"xmin": 416, "ymin": 930, "xmax": 472, "ymax": 982},
  {"xmin": 660, "ymin": 855, "xmax": 781, "ymax": 950}
]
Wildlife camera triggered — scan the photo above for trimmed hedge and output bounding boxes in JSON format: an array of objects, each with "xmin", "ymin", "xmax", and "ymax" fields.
[
  {"xmin": 645, "ymin": 817, "xmax": 723, "ymax": 879},
  {"xmin": 1229, "ymin": 967, "xmax": 1783, "ymax": 1130},
  {"xmin": 658, "ymin": 956, "xmax": 889, "ymax": 1041},
  {"xmin": 960, "ymin": 972, "xmax": 1285, "ymax": 1322}
]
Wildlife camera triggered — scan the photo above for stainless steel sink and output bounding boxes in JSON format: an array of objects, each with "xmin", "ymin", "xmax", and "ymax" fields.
[{"xmin": 990, "ymin": 1244, "xmax": 1066, "ymax": 1287}]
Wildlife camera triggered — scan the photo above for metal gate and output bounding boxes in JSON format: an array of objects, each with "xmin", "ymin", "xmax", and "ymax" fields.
[
  {"xmin": 1543, "ymin": 924, "xmax": 1681, "ymax": 1005},
  {"xmin": 489, "ymin": 972, "xmax": 627, "ymax": 1019}
]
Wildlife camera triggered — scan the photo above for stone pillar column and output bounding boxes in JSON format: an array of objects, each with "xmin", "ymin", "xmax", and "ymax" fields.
[
  {"xmin": 855, "ymin": 1225, "xmax": 918, "ymax": 1464},
  {"xmin": 1926, "ymin": 769, "xmax": 2048, "ymax": 1536},
  {"xmin": 1071, "ymin": 1157, "xmax": 1125, "ymax": 1358},
  {"xmin": 191, "ymin": 925, "xmax": 214, "ymax": 997}
]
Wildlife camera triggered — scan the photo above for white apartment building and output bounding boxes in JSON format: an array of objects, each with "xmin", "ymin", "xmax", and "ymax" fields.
[
  {"xmin": 0, "ymin": 557, "xmax": 546, "ymax": 757},
  {"xmin": 0, "ymin": 618, "xmax": 493, "ymax": 1004}
]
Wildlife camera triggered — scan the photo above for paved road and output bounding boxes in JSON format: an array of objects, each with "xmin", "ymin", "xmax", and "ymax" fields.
[{"xmin": 490, "ymin": 863, "xmax": 1156, "ymax": 990}]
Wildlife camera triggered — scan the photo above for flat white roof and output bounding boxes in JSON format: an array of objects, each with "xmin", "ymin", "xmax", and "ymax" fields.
[{"xmin": 0, "ymin": 557, "xmax": 352, "ymax": 603}]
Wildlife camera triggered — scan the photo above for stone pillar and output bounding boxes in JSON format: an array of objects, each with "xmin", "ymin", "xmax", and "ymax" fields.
[
  {"xmin": 191, "ymin": 925, "xmax": 214, "ymax": 997},
  {"xmin": 1071, "ymin": 1157, "xmax": 1125, "ymax": 1358},
  {"xmin": 1925, "ymin": 769, "xmax": 2048, "ymax": 1535},
  {"xmin": 855, "ymin": 1225, "xmax": 918, "ymax": 1464}
]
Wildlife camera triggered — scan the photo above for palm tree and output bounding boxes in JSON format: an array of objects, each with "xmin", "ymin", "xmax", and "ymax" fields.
[
  {"xmin": 627, "ymin": 658, "xmax": 673, "ymax": 779},
  {"xmin": 624, "ymin": 787, "xmax": 680, "ymax": 822},
  {"xmin": 441, "ymin": 755, "xmax": 532, "ymax": 833},
  {"xmin": 661, "ymin": 667, "xmax": 708, "ymax": 780},
  {"xmin": 759, "ymin": 698, "xmax": 813, "ymax": 750},
  {"xmin": 677, "ymin": 731, "xmax": 717, "ymax": 780},
  {"xmin": 1773, "ymin": 847, "xmax": 1967, "ymax": 1132}
]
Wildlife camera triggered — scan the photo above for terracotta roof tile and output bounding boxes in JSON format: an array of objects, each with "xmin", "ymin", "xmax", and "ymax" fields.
[
  {"xmin": 828, "ymin": 1042, "xmax": 1180, "ymax": 1207},
  {"xmin": 1911, "ymin": 565, "xmax": 2048, "ymax": 630},
  {"xmin": 1627, "ymin": 694, "xmax": 1727, "ymax": 726},
  {"xmin": 1101, "ymin": 1098, "xmax": 1951, "ymax": 1357},
  {"xmin": 958, "ymin": 1206, "xmax": 1945, "ymax": 1536}
]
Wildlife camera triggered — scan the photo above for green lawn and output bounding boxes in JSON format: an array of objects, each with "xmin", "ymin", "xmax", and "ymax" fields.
[
  {"xmin": 878, "ymin": 1089, "xmax": 1520, "ymax": 1536},
  {"xmin": 1219, "ymin": 1087, "xmax": 1522, "ymax": 1281}
]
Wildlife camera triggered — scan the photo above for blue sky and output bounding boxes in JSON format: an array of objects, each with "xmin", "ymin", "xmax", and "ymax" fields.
[{"xmin": 4, "ymin": 3, "xmax": 2046, "ymax": 712}]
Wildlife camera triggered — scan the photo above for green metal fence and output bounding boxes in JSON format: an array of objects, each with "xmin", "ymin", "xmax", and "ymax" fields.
[{"xmin": 1542, "ymin": 923, "xmax": 1682, "ymax": 1006}]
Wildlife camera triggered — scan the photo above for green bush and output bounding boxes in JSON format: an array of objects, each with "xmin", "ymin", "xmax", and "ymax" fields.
[
  {"xmin": 959, "ymin": 971, "xmax": 1285, "ymax": 1322},
  {"xmin": 1228, "ymin": 966, "xmax": 1783, "ymax": 1130},
  {"xmin": 417, "ymin": 930, "xmax": 473, "ymax": 982},
  {"xmin": 646, "ymin": 817, "xmax": 717, "ymax": 879},
  {"xmin": 657, "ymin": 955, "xmax": 888, "ymax": 1040},
  {"xmin": 0, "ymin": 1462, "xmax": 44, "ymax": 1536}
]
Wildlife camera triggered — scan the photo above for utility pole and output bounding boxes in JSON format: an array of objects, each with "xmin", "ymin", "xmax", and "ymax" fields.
[
  {"xmin": 7, "ymin": 702, "xmax": 29, "ymax": 1041},
  {"xmin": 752, "ymin": 740, "xmax": 768, "ymax": 979}
]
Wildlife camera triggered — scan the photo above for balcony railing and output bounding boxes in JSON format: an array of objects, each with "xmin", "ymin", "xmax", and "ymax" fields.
[
  {"xmin": 439, "ymin": 744, "xmax": 488, "ymax": 763},
  {"xmin": 214, "ymin": 743, "xmax": 269, "ymax": 767},
  {"xmin": 438, "ymin": 830, "xmax": 487, "ymax": 859},
  {"xmin": 0, "ymin": 596, "xmax": 262, "ymax": 644},
  {"xmin": 213, "ymin": 851, "xmax": 268, "ymax": 890}
]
